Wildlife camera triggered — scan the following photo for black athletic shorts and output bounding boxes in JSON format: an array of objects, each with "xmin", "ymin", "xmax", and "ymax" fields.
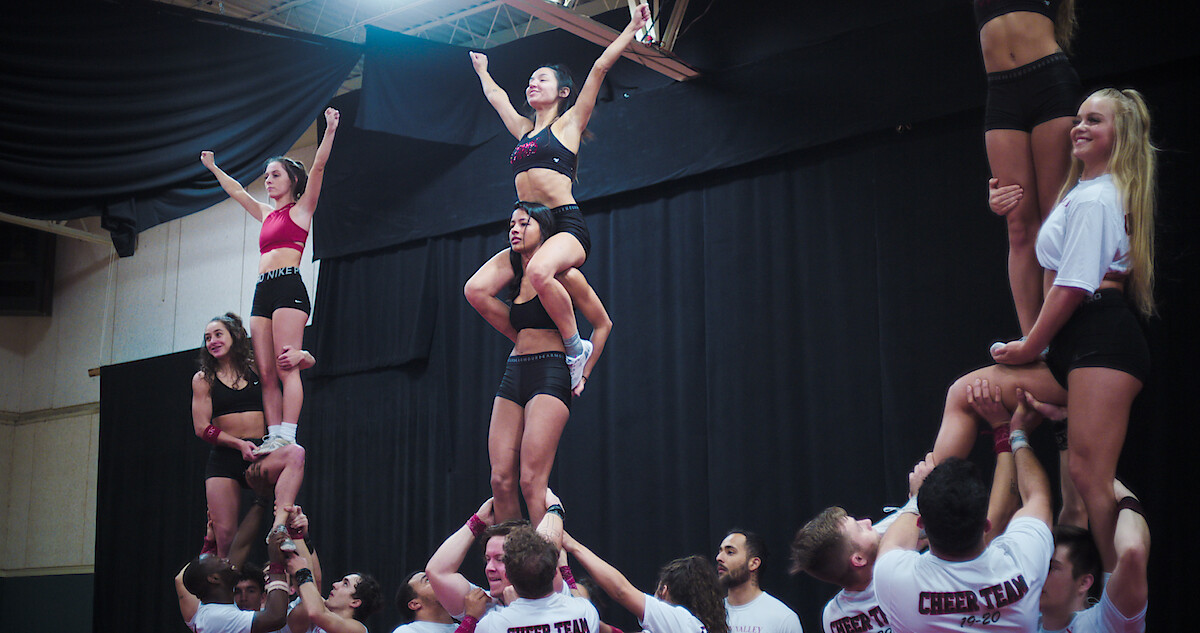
[
  {"xmin": 204, "ymin": 437, "xmax": 262, "ymax": 487},
  {"xmin": 1046, "ymin": 288, "xmax": 1151, "ymax": 388},
  {"xmin": 985, "ymin": 52, "xmax": 1082, "ymax": 132},
  {"xmin": 251, "ymin": 267, "xmax": 311, "ymax": 318},
  {"xmin": 495, "ymin": 352, "xmax": 572, "ymax": 410},
  {"xmin": 551, "ymin": 204, "xmax": 591, "ymax": 259}
]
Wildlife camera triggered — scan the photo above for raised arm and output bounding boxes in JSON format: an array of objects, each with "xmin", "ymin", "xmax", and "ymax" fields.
[
  {"xmin": 228, "ymin": 499, "xmax": 267, "ymax": 568},
  {"xmin": 964, "ymin": 379, "xmax": 1020, "ymax": 541},
  {"xmin": 175, "ymin": 563, "xmax": 200, "ymax": 628},
  {"xmin": 878, "ymin": 453, "xmax": 935, "ymax": 556},
  {"xmin": 292, "ymin": 107, "xmax": 340, "ymax": 222},
  {"xmin": 427, "ymin": 498, "xmax": 496, "ymax": 617},
  {"xmin": 199, "ymin": 151, "xmax": 272, "ymax": 221},
  {"xmin": 562, "ymin": 532, "xmax": 645, "ymax": 621},
  {"xmin": 191, "ymin": 372, "xmax": 256, "ymax": 462},
  {"xmin": 1105, "ymin": 480, "xmax": 1149, "ymax": 618},
  {"xmin": 470, "ymin": 52, "xmax": 534, "ymax": 139},
  {"xmin": 562, "ymin": 3, "xmax": 650, "ymax": 134},
  {"xmin": 560, "ymin": 269, "xmax": 612, "ymax": 397},
  {"xmin": 1008, "ymin": 392, "xmax": 1053, "ymax": 526},
  {"xmin": 252, "ymin": 530, "xmax": 293, "ymax": 633}
]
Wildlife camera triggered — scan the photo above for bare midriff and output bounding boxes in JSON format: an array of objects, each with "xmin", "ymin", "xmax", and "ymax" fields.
[
  {"xmin": 214, "ymin": 410, "xmax": 266, "ymax": 440},
  {"xmin": 511, "ymin": 328, "xmax": 565, "ymax": 356},
  {"xmin": 515, "ymin": 168, "xmax": 576, "ymax": 208},
  {"xmin": 259, "ymin": 246, "xmax": 304, "ymax": 275},
  {"xmin": 979, "ymin": 12, "xmax": 1060, "ymax": 72}
]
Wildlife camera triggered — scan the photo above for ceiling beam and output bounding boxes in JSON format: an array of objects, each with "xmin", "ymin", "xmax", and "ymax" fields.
[
  {"xmin": 0, "ymin": 213, "xmax": 111, "ymax": 247},
  {"xmin": 248, "ymin": 0, "xmax": 320, "ymax": 23},
  {"xmin": 502, "ymin": 0, "xmax": 698, "ymax": 81},
  {"xmin": 322, "ymin": 0, "xmax": 447, "ymax": 37}
]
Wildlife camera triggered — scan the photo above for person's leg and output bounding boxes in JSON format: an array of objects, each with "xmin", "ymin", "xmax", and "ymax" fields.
[
  {"xmin": 518, "ymin": 394, "xmax": 570, "ymax": 528},
  {"xmin": 205, "ymin": 477, "xmax": 242, "ymax": 557},
  {"xmin": 525, "ymin": 233, "xmax": 586, "ymax": 343},
  {"xmin": 1066, "ymin": 367, "xmax": 1142, "ymax": 571},
  {"xmin": 466, "ymin": 250, "xmax": 518, "ymax": 339},
  {"xmin": 249, "ymin": 444, "xmax": 307, "ymax": 529},
  {"xmin": 1029, "ymin": 116, "xmax": 1075, "ymax": 220},
  {"xmin": 488, "ymin": 397, "xmax": 526, "ymax": 523},
  {"xmin": 271, "ymin": 307, "xmax": 309, "ymax": 442},
  {"xmin": 932, "ymin": 362, "xmax": 1066, "ymax": 462},
  {"xmin": 985, "ymin": 129, "xmax": 1043, "ymax": 336},
  {"xmin": 250, "ymin": 316, "xmax": 279, "ymax": 429}
]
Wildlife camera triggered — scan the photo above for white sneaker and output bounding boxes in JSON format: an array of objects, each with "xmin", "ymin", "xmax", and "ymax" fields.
[
  {"xmin": 266, "ymin": 524, "xmax": 296, "ymax": 552},
  {"xmin": 252, "ymin": 435, "xmax": 294, "ymax": 457},
  {"xmin": 566, "ymin": 340, "xmax": 593, "ymax": 389}
]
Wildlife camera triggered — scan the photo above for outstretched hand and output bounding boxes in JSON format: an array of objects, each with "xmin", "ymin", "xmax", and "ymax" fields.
[
  {"xmin": 908, "ymin": 452, "xmax": 936, "ymax": 498},
  {"xmin": 965, "ymin": 378, "xmax": 1010, "ymax": 427},
  {"xmin": 1017, "ymin": 388, "xmax": 1066, "ymax": 421},
  {"xmin": 277, "ymin": 345, "xmax": 305, "ymax": 371},
  {"xmin": 469, "ymin": 51, "xmax": 489, "ymax": 74},
  {"xmin": 238, "ymin": 439, "xmax": 258, "ymax": 463},
  {"xmin": 631, "ymin": 3, "xmax": 651, "ymax": 31},
  {"xmin": 988, "ymin": 178, "xmax": 1023, "ymax": 216},
  {"xmin": 990, "ymin": 339, "xmax": 1038, "ymax": 365},
  {"xmin": 464, "ymin": 586, "xmax": 490, "ymax": 619},
  {"xmin": 476, "ymin": 497, "xmax": 496, "ymax": 526},
  {"xmin": 288, "ymin": 505, "xmax": 309, "ymax": 540}
]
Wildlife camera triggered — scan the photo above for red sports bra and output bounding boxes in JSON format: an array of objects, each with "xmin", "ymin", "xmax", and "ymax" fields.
[{"xmin": 259, "ymin": 203, "xmax": 309, "ymax": 254}]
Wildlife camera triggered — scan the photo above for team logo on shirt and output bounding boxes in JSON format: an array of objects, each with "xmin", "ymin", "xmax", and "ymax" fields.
[
  {"xmin": 829, "ymin": 606, "xmax": 889, "ymax": 633},
  {"xmin": 507, "ymin": 618, "xmax": 589, "ymax": 633}
]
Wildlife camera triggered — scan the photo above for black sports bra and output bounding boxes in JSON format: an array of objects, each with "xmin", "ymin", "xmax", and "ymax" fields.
[
  {"xmin": 974, "ymin": 0, "xmax": 1058, "ymax": 28},
  {"xmin": 511, "ymin": 125, "xmax": 577, "ymax": 180},
  {"xmin": 210, "ymin": 374, "xmax": 263, "ymax": 419},
  {"xmin": 509, "ymin": 295, "xmax": 557, "ymax": 332}
]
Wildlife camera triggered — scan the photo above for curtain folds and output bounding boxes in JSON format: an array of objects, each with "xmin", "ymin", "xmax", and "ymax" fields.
[{"xmin": 0, "ymin": 2, "xmax": 360, "ymax": 255}]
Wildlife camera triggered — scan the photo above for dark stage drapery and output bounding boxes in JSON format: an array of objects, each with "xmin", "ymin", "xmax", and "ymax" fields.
[
  {"xmin": 316, "ymin": 1, "xmax": 1200, "ymax": 259},
  {"xmin": 98, "ymin": 55, "xmax": 1197, "ymax": 631},
  {"xmin": 0, "ymin": 1, "xmax": 360, "ymax": 255},
  {"xmin": 91, "ymin": 2, "xmax": 1200, "ymax": 632}
]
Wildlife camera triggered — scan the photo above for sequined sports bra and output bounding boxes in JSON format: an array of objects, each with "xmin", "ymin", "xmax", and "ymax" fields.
[{"xmin": 511, "ymin": 126, "xmax": 577, "ymax": 179}]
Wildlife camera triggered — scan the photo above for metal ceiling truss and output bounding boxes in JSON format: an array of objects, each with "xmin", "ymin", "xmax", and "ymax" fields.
[{"xmin": 162, "ymin": 0, "xmax": 696, "ymax": 80}]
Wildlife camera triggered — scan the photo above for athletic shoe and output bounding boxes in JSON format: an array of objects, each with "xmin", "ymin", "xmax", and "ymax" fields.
[
  {"xmin": 266, "ymin": 524, "xmax": 297, "ymax": 552},
  {"xmin": 252, "ymin": 435, "xmax": 294, "ymax": 457},
  {"xmin": 990, "ymin": 337, "xmax": 1049, "ymax": 359},
  {"xmin": 566, "ymin": 340, "xmax": 593, "ymax": 389}
]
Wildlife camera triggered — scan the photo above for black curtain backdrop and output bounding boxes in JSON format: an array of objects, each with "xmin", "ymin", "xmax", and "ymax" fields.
[
  {"xmin": 316, "ymin": 1, "xmax": 1200, "ymax": 259},
  {"xmin": 99, "ymin": 56, "xmax": 1198, "ymax": 632},
  {"xmin": 0, "ymin": 1, "xmax": 360, "ymax": 255}
]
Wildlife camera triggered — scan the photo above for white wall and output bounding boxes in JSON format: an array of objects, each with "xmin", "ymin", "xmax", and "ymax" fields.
[{"xmin": 0, "ymin": 138, "xmax": 320, "ymax": 573}]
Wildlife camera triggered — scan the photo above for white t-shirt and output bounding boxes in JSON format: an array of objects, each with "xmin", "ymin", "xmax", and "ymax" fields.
[
  {"xmin": 822, "ymin": 579, "xmax": 892, "ymax": 633},
  {"xmin": 1038, "ymin": 585, "xmax": 1147, "ymax": 633},
  {"xmin": 726, "ymin": 591, "xmax": 803, "ymax": 633},
  {"xmin": 641, "ymin": 594, "xmax": 708, "ymax": 633},
  {"xmin": 874, "ymin": 517, "xmax": 1053, "ymax": 633},
  {"xmin": 392, "ymin": 621, "xmax": 459, "ymax": 633},
  {"xmin": 1036, "ymin": 174, "xmax": 1130, "ymax": 293},
  {"xmin": 193, "ymin": 602, "xmax": 255, "ymax": 633},
  {"xmin": 475, "ymin": 592, "xmax": 599, "ymax": 633}
]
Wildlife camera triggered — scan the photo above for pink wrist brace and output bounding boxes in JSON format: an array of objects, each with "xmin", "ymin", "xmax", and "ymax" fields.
[
  {"xmin": 559, "ymin": 564, "xmax": 577, "ymax": 589},
  {"xmin": 992, "ymin": 424, "xmax": 1011, "ymax": 454},
  {"xmin": 467, "ymin": 514, "xmax": 487, "ymax": 538},
  {"xmin": 457, "ymin": 615, "xmax": 479, "ymax": 633},
  {"xmin": 202, "ymin": 424, "xmax": 222, "ymax": 445}
]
